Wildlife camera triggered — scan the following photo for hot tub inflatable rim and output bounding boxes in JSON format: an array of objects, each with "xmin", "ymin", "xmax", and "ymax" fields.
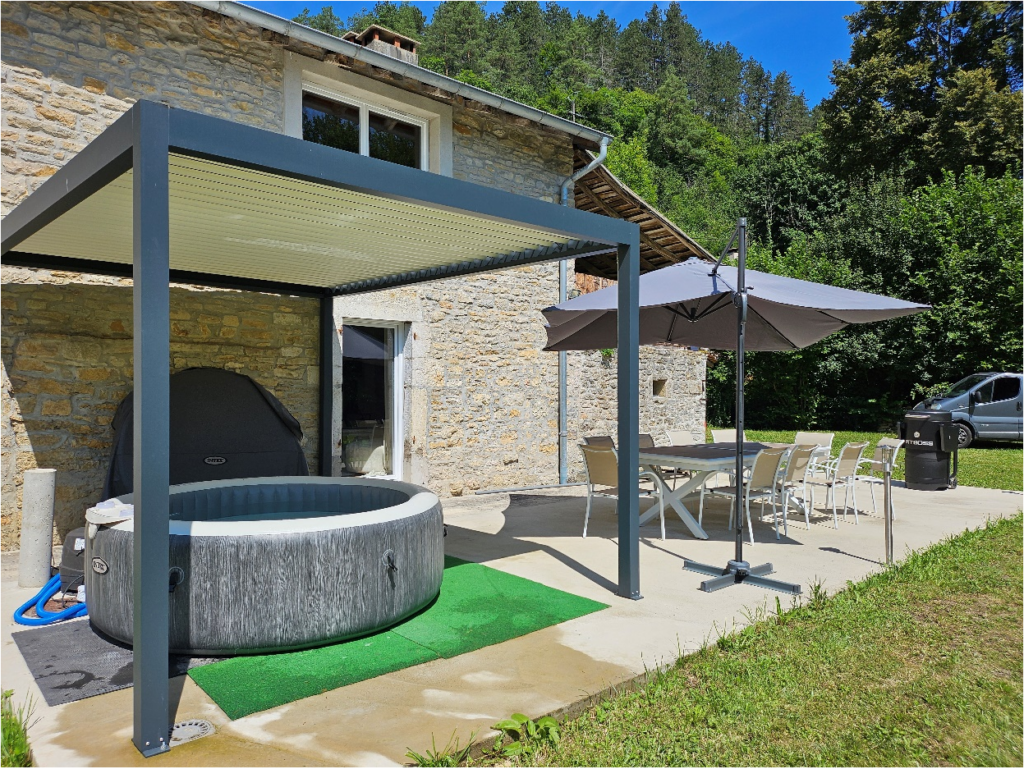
[{"xmin": 106, "ymin": 476, "xmax": 440, "ymax": 537}]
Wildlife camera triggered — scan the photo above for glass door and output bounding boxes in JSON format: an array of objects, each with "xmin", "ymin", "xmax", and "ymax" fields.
[{"xmin": 340, "ymin": 324, "xmax": 397, "ymax": 477}]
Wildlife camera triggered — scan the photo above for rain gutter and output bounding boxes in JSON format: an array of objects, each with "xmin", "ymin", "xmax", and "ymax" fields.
[
  {"xmin": 189, "ymin": 1, "xmax": 614, "ymax": 147},
  {"xmin": 557, "ymin": 138, "xmax": 610, "ymax": 484}
]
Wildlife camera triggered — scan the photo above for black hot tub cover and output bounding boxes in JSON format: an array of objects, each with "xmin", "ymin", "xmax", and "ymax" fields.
[{"xmin": 103, "ymin": 367, "xmax": 308, "ymax": 498}]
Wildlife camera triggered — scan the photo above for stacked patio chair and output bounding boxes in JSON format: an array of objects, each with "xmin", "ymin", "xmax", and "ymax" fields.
[
  {"xmin": 794, "ymin": 431, "xmax": 835, "ymax": 476},
  {"xmin": 666, "ymin": 429, "xmax": 698, "ymax": 445},
  {"xmin": 857, "ymin": 438, "xmax": 905, "ymax": 518},
  {"xmin": 582, "ymin": 435, "xmax": 615, "ymax": 448},
  {"xmin": 700, "ymin": 446, "xmax": 790, "ymax": 544},
  {"xmin": 578, "ymin": 444, "xmax": 665, "ymax": 540},
  {"xmin": 776, "ymin": 445, "xmax": 817, "ymax": 533},
  {"xmin": 710, "ymin": 428, "xmax": 748, "ymax": 443},
  {"xmin": 806, "ymin": 441, "xmax": 869, "ymax": 527}
]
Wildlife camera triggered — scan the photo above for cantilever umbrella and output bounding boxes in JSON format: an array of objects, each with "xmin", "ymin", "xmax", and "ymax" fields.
[
  {"xmin": 544, "ymin": 257, "xmax": 927, "ymax": 352},
  {"xmin": 544, "ymin": 220, "xmax": 929, "ymax": 593}
]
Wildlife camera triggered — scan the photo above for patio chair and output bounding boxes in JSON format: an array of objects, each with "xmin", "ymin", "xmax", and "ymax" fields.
[
  {"xmin": 579, "ymin": 444, "xmax": 665, "ymax": 540},
  {"xmin": 711, "ymin": 428, "xmax": 748, "ymax": 443},
  {"xmin": 776, "ymin": 445, "xmax": 817, "ymax": 534},
  {"xmin": 666, "ymin": 429, "xmax": 698, "ymax": 445},
  {"xmin": 807, "ymin": 441, "xmax": 869, "ymax": 527},
  {"xmin": 638, "ymin": 433, "xmax": 657, "ymax": 448},
  {"xmin": 794, "ymin": 431, "xmax": 835, "ymax": 475},
  {"xmin": 700, "ymin": 446, "xmax": 790, "ymax": 544},
  {"xmin": 583, "ymin": 435, "xmax": 615, "ymax": 448},
  {"xmin": 857, "ymin": 438, "xmax": 905, "ymax": 518}
]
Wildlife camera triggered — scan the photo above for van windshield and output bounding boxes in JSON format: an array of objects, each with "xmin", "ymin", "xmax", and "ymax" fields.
[{"xmin": 944, "ymin": 374, "xmax": 989, "ymax": 398}]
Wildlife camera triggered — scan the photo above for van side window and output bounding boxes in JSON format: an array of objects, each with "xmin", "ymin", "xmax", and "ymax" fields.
[
  {"xmin": 974, "ymin": 381, "xmax": 994, "ymax": 403},
  {"xmin": 992, "ymin": 376, "xmax": 1021, "ymax": 402}
]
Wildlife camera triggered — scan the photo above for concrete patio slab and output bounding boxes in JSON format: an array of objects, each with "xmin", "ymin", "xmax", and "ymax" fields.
[{"xmin": 3, "ymin": 481, "xmax": 1020, "ymax": 766}]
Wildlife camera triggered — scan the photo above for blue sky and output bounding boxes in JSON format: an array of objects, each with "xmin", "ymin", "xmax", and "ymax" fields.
[{"xmin": 245, "ymin": 1, "xmax": 859, "ymax": 105}]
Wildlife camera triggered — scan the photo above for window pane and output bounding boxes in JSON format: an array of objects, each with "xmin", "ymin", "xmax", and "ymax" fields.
[
  {"xmin": 992, "ymin": 376, "xmax": 1020, "ymax": 401},
  {"xmin": 368, "ymin": 111, "xmax": 421, "ymax": 168},
  {"xmin": 302, "ymin": 93, "xmax": 359, "ymax": 154}
]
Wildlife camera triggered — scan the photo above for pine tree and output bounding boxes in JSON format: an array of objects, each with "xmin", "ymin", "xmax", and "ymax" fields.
[{"xmin": 420, "ymin": 1, "xmax": 487, "ymax": 76}]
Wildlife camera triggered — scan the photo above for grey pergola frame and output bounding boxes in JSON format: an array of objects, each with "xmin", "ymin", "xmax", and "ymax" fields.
[{"xmin": 1, "ymin": 100, "xmax": 641, "ymax": 756}]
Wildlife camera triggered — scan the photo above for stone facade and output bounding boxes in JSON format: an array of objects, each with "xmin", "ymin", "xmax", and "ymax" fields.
[
  {"xmin": 0, "ymin": 1, "xmax": 706, "ymax": 549},
  {"xmin": 0, "ymin": 274, "xmax": 319, "ymax": 550}
]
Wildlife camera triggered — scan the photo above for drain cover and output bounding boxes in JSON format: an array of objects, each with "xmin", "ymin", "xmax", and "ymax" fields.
[{"xmin": 169, "ymin": 719, "xmax": 214, "ymax": 746}]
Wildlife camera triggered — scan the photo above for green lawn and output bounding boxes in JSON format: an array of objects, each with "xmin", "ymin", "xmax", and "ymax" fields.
[
  {"xmin": 718, "ymin": 428, "xmax": 1022, "ymax": 492},
  {"xmin": 517, "ymin": 514, "xmax": 1023, "ymax": 767}
]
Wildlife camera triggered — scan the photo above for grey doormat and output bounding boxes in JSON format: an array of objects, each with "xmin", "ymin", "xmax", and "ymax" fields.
[{"xmin": 12, "ymin": 618, "xmax": 216, "ymax": 706}]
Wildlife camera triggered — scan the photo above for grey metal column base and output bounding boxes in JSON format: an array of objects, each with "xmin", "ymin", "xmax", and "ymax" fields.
[
  {"xmin": 618, "ymin": 589, "xmax": 643, "ymax": 601},
  {"xmin": 683, "ymin": 559, "xmax": 801, "ymax": 595},
  {"xmin": 138, "ymin": 742, "xmax": 170, "ymax": 759}
]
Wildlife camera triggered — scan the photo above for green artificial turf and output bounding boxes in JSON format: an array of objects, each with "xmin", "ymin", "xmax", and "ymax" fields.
[{"xmin": 189, "ymin": 556, "xmax": 607, "ymax": 719}]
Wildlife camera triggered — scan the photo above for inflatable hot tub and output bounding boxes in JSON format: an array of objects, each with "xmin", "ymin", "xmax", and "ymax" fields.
[{"xmin": 85, "ymin": 477, "xmax": 443, "ymax": 655}]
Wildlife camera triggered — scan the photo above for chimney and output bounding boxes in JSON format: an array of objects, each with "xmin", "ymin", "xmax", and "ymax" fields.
[{"xmin": 349, "ymin": 25, "xmax": 419, "ymax": 66}]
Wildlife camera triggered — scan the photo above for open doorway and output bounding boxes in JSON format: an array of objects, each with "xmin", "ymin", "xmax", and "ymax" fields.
[{"xmin": 339, "ymin": 323, "xmax": 404, "ymax": 478}]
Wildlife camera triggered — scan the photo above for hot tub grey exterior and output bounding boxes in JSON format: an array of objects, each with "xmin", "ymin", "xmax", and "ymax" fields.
[{"xmin": 84, "ymin": 477, "xmax": 444, "ymax": 655}]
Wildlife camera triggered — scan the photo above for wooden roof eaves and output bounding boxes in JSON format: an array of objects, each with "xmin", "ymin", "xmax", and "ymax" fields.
[{"xmin": 573, "ymin": 149, "xmax": 715, "ymax": 265}]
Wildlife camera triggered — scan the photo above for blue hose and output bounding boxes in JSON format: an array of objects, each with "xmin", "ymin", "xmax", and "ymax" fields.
[{"xmin": 13, "ymin": 574, "xmax": 88, "ymax": 626}]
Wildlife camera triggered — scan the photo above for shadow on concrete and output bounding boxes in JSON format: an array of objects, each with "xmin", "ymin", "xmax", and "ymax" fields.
[{"xmin": 819, "ymin": 546, "xmax": 882, "ymax": 566}]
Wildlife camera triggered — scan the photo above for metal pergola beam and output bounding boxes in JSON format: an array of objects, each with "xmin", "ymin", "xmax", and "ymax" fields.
[{"xmin": 0, "ymin": 100, "xmax": 642, "ymax": 756}]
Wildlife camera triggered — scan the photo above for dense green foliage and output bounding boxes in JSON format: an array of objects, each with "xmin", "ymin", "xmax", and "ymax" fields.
[
  {"xmin": 522, "ymin": 514, "xmax": 1024, "ymax": 766},
  {"xmin": 296, "ymin": 1, "xmax": 1023, "ymax": 429}
]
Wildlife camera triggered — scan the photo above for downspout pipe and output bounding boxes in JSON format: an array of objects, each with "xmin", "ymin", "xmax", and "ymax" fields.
[{"xmin": 557, "ymin": 137, "xmax": 610, "ymax": 484}]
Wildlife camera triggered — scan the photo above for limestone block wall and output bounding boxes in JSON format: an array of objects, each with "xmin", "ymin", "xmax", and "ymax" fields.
[
  {"xmin": 1, "ymin": 0, "xmax": 286, "ymax": 215},
  {"xmin": 0, "ymin": 276, "xmax": 319, "ymax": 550},
  {"xmin": 566, "ymin": 346, "xmax": 707, "ymax": 482}
]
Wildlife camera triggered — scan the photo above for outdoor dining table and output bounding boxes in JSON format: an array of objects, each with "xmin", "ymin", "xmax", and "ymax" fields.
[{"xmin": 638, "ymin": 442, "xmax": 779, "ymax": 539}]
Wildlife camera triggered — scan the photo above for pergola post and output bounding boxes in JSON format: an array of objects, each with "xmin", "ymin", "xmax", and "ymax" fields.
[
  {"xmin": 319, "ymin": 292, "xmax": 335, "ymax": 476},
  {"xmin": 132, "ymin": 101, "xmax": 171, "ymax": 757},
  {"xmin": 616, "ymin": 228, "xmax": 641, "ymax": 600}
]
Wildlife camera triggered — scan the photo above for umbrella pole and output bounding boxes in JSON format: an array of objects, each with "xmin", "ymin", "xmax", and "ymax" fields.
[{"xmin": 683, "ymin": 217, "xmax": 801, "ymax": 595}]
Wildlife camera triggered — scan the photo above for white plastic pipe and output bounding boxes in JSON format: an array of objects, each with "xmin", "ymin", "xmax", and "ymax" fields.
[{"xmin": 19, "ymin": 468, "xmax": 56, "ymax": 588}]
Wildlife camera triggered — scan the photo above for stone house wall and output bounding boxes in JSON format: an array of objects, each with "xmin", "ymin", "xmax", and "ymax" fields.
[
  {"xmin": 0, "ymin": 1, "xmax": 707, "ymax": 548},
  {"xmin": 0, "ymin": 275, "xmax": 319, "ymax": 550}
]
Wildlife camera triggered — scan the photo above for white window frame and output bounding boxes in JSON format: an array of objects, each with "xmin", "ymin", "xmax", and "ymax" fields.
[
  {"xmin": 339, "ymin": 318, "xmax": 406, "ymax": 482},
  {"xmin": 302, "ymin": 82, "xmax": 430, "ymax": 172}
]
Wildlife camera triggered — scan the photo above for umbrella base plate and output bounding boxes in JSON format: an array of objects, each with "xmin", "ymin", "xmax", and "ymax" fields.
[{"xmin": 683, "ymin": 558, "xmax": 801, "ymax": 595}]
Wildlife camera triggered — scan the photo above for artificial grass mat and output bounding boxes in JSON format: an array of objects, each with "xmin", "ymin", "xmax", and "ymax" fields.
[{"xmin": 188, "ymin": 556, "xmax": 608, "ymax": 718}]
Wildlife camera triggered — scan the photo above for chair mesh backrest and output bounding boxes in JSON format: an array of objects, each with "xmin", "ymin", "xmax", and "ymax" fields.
[
  {"xmin": 784, "ymin": 446, "xmax": 816, "ymax": 483},
  {"xmin": 638, "ymin": 433, "xmax": 657, "ymax": 449},
  {"xmin": 667, "ymin": 429, "xmax": 696, "ymax": 445},
  {"xmin": 583, "ymin": 435, "xmax": 615, "ymax": 448},
  {"xmin": 872, "ymin": 438, "xmax": 904, "ymax": 463},
  {"xmin": 794, "ymin": 432, "xmax": 835, "ymax": 451},
  {"xmin": 711, "ymin": 429, "xmax": 736, "ymax": 443},
  {"xmin": 749, "ymin": 448, "xmax": 789, "ymax": 488},
  {"xmin": 836, "ymin": 442, "xmax": 868, "ymax": 477},
  {"xmin": 580, "ymin": 445, "xmax": 619, "ymax": 488}
]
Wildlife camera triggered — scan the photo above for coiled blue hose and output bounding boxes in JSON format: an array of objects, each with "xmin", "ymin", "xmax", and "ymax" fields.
[{"xmin": 13, "ymin": 573, "xmax": 88, "ymax": 626}]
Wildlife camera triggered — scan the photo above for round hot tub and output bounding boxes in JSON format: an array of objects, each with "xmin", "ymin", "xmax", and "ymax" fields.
[{"xmin": 84, "ymin": 477, "xmax": 443, "ymax": 655}]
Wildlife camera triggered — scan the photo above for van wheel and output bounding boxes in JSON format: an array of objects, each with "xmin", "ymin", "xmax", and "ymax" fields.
[{"xmin": 955, "ymin": 422, "xmax": 974, "ymax": 449}]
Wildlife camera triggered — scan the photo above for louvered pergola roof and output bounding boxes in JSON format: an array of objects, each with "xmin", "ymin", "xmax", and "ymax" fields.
[{"xmin": 572, "ymin": 148, "xmax": 713, "ymax": 280}]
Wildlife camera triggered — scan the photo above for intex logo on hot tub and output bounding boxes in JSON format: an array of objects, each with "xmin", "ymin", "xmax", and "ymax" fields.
[{"xmin": 204, "ymin": 456, "xmax": 227, "ymax": 466}]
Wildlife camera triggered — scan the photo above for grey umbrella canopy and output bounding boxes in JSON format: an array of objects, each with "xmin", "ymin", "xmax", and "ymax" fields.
[{"xmin": 544, "ymin": 257, "xmax": 929, "ymax": 352}]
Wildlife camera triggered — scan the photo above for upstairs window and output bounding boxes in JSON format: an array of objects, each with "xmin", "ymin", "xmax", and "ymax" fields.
[{"xmin": 302, "ymin": 88, "xmax": 427, "ymax": 170}]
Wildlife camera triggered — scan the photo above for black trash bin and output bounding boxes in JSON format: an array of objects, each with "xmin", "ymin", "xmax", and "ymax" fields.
[{"xmin": 900, "ymin": 411, "xmax": 959, "ymax": 491}]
